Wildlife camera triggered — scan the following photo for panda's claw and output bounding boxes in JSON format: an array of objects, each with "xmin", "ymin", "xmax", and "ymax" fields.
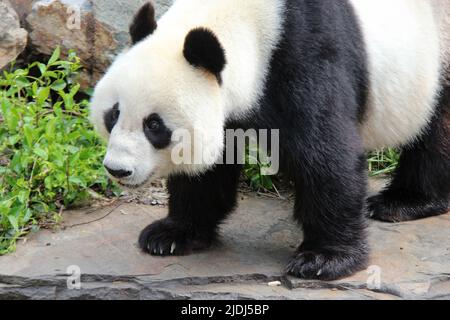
[
  {"xmin": 286, "ymin": 246, "xmax": 368, "ymax": 281},
  {"xmin": 138, "ymin": 217, "xmax": 214, "ymax": 257}
]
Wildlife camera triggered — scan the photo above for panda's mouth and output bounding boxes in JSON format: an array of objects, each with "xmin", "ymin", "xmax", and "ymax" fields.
[{"xmin": 116, "ymin": 171, "xmax": 156, "ymax": 189}]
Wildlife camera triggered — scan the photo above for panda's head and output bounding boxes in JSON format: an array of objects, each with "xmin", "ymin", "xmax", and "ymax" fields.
[{"xmin": 90, "ymin": 2, "xmax": 227, "ymax": 188}]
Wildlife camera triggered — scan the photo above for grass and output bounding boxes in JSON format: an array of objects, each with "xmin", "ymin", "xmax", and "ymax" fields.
[
  {"xmin": 0, "ymin": 48, "xmax": 118, "ymax": 254},
  {"xmin": 243, "ymin": 143, "xmax": 276, "ymax": 191},
  {"xmin": 367, "ymin": 148, "xmax": 400, "ymax": 177},
  {"xmin": 245, "ymin": 147, "xmax": 400, "ymax": 192}
]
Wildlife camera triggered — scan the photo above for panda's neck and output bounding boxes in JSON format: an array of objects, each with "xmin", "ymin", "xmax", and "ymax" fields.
[{"xmin": 161, "ymin": 0, "xmax": 286, "ymax": 119}]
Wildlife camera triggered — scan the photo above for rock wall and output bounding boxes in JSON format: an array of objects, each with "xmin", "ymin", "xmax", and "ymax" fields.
[
  {"xmin": 9, "ymin": 0, "xmax": 34, "ymax": 23},
  {"xmin": 1, "ymin": 0, "xmax": 173, "ymax": 84},
  {"xmin": 0, "ymin": 0, "xmax": 28, "ymax": 69}
]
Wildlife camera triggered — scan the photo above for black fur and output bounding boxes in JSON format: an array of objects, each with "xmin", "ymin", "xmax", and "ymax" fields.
[
  {"xmin": 129, "ymin": 2, "xmax": 157, "ymax": 45},
  {"xmin": 143, "ymin": 113, "xmax": 172, "ymax": 150},
  {"xmin": 250, "ymin": 0, "xmax": 370, "ymax": 280},
  {"xmin": 104, "ymin": 103, "xmax": 120, "ymax": 133},
  {"xmin": 183, "ymin": 28, "xmax": 226, "ymax": 84},
  {"xmin": 368, "ymin": 83, "xmax": 450, "ymax": 222},
  {"xmin": 139, "ymin": 162, "xmax": 242, "ymax": 255}
]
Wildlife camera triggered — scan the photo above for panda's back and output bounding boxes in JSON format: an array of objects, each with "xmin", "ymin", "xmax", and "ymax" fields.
[
  {"xmin": 146, "ymin": 0, "xmax": 447, "ymax": 152},
  {"xmin": 350, "ymin": 0, "xmax": 444, "ymax": 150}
]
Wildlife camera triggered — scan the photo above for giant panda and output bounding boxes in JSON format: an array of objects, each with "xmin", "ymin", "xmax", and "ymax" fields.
[{"xmin": 90, "ymin": 0, "xmax": 450, "ymax": 280}]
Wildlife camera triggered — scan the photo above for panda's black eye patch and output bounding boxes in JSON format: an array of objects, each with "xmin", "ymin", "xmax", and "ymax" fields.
[
  {"xmin": 143, "ymin": 113, "xmax": 172, "ymax": 149},
  {"xmin": 104, "ymin": 103, "xmax": 120, "ymax": 133}
]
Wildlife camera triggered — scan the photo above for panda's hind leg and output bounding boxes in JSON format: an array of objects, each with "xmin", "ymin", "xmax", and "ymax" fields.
[{"xmin": 368, "ymin": 85, "xmax": 450, "ymax": 222}]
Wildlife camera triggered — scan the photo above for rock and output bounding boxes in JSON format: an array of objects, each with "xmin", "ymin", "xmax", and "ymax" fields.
[
  {"xmin": 0, "ymin": 0, "xmax": 28, "ymax": 69},
  {"xmin": 26, "ymin": 0, "xmax": 173, "ymax": 87},
  {"xmin": 9, "ymin": 0, "xmax": 35, "ymax": 23},
  {"xmin": 0, "ymin": 191, "xmax": 448, "ymax": 300}
]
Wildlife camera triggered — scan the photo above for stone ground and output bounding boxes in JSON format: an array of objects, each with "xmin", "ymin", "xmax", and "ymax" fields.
[{"xmin": 0, "ymin": 180, "xmax": 449, "ymax": 300}]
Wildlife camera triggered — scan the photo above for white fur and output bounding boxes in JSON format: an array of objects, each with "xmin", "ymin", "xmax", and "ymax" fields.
[
  {"xmin": 90, "ymin": 0, "xmax": 283, "ymax": 185},
  {"xmin": 350, "ymin": 0, "xmax": 443, "ymax": 150},
  {"xmin": 431, "ymin": 0, "xmax": 450, "ymax": 81}
]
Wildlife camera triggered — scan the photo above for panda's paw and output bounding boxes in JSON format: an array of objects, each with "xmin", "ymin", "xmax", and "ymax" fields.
[
  {"xmin": 368, "ymin": 194, "xmax": 449, "ymax": 222},
  {"xmin": 286, "ymin": 246, "xmax": 368, "ymax": 280},
  {"xmin": 138, "ymin": 218, "xmax": 213, "ymax": 256}
]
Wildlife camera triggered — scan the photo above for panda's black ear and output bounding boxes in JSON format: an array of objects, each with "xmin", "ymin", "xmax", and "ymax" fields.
[
  {"xmin": 129, "ymin": 2, "xmax": 157, "ymax": 45},
  {"xmin": 183, "ymin": 27, "xmax": 226, "ymax": 84}
]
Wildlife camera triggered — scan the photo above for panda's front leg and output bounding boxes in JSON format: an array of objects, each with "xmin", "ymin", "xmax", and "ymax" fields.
[
  {"xmin": 139, "ymin": 163, "xmax": 242, "ymax": 256},
  {"xmin": 286, "ymin": 125, "xmax": 369, "ymax": 280}
]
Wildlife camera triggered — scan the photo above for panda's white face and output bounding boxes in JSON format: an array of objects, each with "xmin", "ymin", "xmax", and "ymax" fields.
[{"xmin": 90, "ymin": 37, "xmax": 226, "ymax": 188}]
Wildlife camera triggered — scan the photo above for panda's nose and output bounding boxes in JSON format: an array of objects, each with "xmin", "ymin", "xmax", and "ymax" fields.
[{"xmin": 104, "ymin": 165, "xmax": 132, "ymax": 179}]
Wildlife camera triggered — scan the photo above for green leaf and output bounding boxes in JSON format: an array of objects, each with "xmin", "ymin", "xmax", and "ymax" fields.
[
  {"xmin": 22, "ymin": 209, "xmax": 33, "ymax": 224},
  {"xmin": 50, "ymin": 79, "xmax": 66, "ymax": 91},
  {"xmin": 261, "ymin": 175, "xmax": 273, "ymax": 190},
  {"xmin": 37, "ymin": 63, "xmax": 47, "ymax": 75},
  {"xmin": 8, "ymin": 215, "xmax": 19, "ymax": 232},
  {"xmin": 32, "ymin": 81, "xmax": 38, "ymax": 96},
  {"xmin": 37, "ymin": 87, "xmax": 50, "ymax": 105},
  {"xmin": 23, "ymin": 125, "xmax": 35, "ymax": 147},
  {"xmin": 48, "ymin": 46, "xmax": 61, "ymax": 66},
  {"xmin": 14, "ymin": 68, "xmax": 27, "ymax": 77},
  {"xmin": 34, "ymin": 147, "xmax": 48, "ymax": 160},
  {"xmin": 69, "ymin": 176, "xmax": 86, "ymax": 187},
  {"xmin": 70, "ymin": 83, "xmax": 80, "ymax": 97},
  {"xmin": 45, "ymin": 117, "xmax": 56, "ymax": 137},
  {"xmin": 44, "ymin": 71, "xmax": 58, "ymax": 79},
  {"xmin": 16, "ymin": 76, "xmax": 30, "ymax": 87},
  {"xmin": 67, "ymin": 145, "xmax": 80, "ymax": 154},
  {"xmin": 2, "ymin": 101, "xmax": 19, "ymax": 132},
  {"xmin": 10, "ymin": 152, "xmax": 22, "ymax": 173}
]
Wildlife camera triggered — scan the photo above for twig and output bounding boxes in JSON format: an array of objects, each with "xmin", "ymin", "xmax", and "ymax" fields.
[
  {"xmin": 271, "ymin": 184, "xmax": 285, "ymax": 199},
  {"xmin": 64, "ymin": 201, "xmax": 124, "ymax": 229}
]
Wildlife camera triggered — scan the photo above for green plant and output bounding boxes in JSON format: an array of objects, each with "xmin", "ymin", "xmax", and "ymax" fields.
[
  {"xmin": 243, "ymin": 143, "xmax": 275, "ymax": 191},
  {"xmin": 367, "ymin": 148, "xmax": 400, "ymax": 177},
  {"xmin": 0, "ymin": 47, "xmax": 116, "ymax": 254},
  {"xmin": 243, "ymin": 145, "xmax": 400, "ymax": 192}
]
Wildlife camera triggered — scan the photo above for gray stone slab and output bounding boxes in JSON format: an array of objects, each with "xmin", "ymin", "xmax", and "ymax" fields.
[{"xmin": 0, "ymin": 191, "xmax": 449, "ymax": 300}]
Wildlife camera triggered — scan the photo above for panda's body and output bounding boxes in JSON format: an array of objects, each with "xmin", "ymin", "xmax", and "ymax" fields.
[
  {"xmin": 91, "ymin": 0, "xmax": 450, "ymax": 280},
  {"xmin": 133, "ymin": 0, "xmax": 449, "ymax": 149}
]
